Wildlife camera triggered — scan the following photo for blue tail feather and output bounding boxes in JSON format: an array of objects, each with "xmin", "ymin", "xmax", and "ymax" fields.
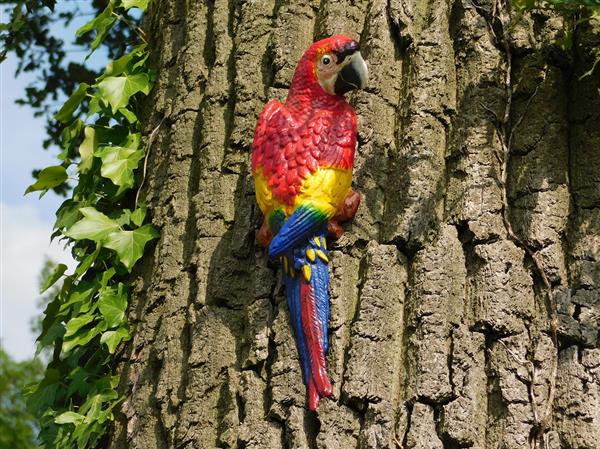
[
  {"xmin": 281, "ymin": 228, "xmax": 331, "ymax": 408},
  {"xmin": 284, "ymin": 272, "xmax": 311, "ymax": 384}
]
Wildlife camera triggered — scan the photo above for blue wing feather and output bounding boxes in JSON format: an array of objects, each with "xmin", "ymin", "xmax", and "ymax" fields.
[{"xmin": 269, "ymin": 205, "xmax": 328, "ymax": 257}]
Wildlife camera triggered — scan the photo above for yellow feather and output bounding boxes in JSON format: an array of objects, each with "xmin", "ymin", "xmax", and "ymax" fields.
[
  {"xmin": 306, "ymin": 248, "xmax": 316, "ymax": 262},
  {"xmin": 255, "ymin": 166, "xmax": 353, "ymax": 219},
  {"xmin": 295, "ymin": 167, "xmax": 353, "ymax": 217},
  {"xmin": 302, "ymin": 265, "xmax": 311, "ymax": 282},
  {"xmin": 322, "ymin": 237, "xmax": 327, "ymax": 250},
  {"xmin": 283, "ymin": 256, "xmax": 289, "ymax": 274},
  {"xmin": 316, "ymin": 250, "xmax": 329, "ymax": 262},
  {"xmin": 313, "ymin": 237, "xmax": 321, "ymax": 247}
]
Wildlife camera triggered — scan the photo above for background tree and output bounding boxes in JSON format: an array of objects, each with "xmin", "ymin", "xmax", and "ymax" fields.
[
  {"xmin": 0, "ymin": 347, "xmax": 43, "ymax": 449},
  {"xmin": 104, "ymin": 0, "xmax": 600, "ymax": 448}
]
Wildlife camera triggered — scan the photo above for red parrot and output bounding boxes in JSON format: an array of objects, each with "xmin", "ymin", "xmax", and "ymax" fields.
[{"xmin": 251, "ymin": 35, "xmax": 368, "ymax": 410}]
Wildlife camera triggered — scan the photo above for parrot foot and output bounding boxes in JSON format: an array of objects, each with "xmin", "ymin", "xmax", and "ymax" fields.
[
  {"xmin": 327, "ymin": 190, "xmax": 361, "ymax": 239},
  {"xmin": 256, "ymin": 219, "xmax": 273, "ymax": 248}
]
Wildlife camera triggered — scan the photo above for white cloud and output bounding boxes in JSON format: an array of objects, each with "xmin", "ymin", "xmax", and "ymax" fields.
[{"xmin": 0, "ymin": 201, "xmax": 75, "ymax": 361}]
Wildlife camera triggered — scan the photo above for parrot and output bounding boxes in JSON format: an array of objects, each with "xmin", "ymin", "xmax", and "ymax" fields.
[{"xmin": 251, "ymin": 35, "xmax": 368, "ymax": 410}]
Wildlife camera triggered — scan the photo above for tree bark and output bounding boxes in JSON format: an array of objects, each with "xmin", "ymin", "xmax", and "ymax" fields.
[{"xmin": 110, "ymin": 1, "xmax": 600, "ymax": 448}]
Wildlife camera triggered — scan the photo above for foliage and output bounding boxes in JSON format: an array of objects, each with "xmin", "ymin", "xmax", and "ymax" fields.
[
  {"xmin": 514, "ymin": 0, "xmax": 600, "ymax": 79},
  {"xmin": 0, "ymin": 0, "xmax": 135, "ymax": 162},
  {"xmin": 12, "ymin": 1, "xmax": 158, "ymax": 447},
  {"xmin": 0, "ymin": 346, "xmax": 44, "ymax": 449}
]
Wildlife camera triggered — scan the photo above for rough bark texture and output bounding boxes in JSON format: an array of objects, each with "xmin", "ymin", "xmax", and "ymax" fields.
[{"xmin": 109, "ymin": 1, "xmax": 600, "ymax": 448}]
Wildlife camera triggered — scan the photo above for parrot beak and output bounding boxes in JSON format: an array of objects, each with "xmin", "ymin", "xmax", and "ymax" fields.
[{"xmin": 334, "ymin": 42, "xmax": 368, "ymax": 96}]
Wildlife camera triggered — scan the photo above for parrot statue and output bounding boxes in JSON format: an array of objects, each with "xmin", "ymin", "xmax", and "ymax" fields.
[{"xmin": 251, "ymin": 35, "xmax": 368, "ymax": 410}]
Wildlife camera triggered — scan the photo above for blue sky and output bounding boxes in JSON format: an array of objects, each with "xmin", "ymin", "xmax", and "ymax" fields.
[
  {"xmin": 0, "ymin": 54, "xmax": 75, "ymax": 362},
  {"xmin": 1, "ymin": 2, "xmax": 105, "ymax": 361}
]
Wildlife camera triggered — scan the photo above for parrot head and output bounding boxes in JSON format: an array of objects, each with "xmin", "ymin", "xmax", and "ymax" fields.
[{"xmin": 291, "ymin": 34, "xmax": 368, "ymax": 97}]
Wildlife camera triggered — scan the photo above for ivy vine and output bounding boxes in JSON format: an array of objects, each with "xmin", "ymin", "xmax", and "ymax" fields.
[
  {"xmin": 514, "ymin": 0, "xmax": 600, "ymax": 80},
  {"xmin": 23, "ymin": 1, "xmax": 156, "ymax": 448}
]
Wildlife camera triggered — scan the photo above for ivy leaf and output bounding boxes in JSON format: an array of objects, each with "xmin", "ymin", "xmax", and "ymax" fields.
[
  {"xmin": 77, "ymin": 1, "xmax": 116, "ymax": 54},
  {"xmin": 103, "ymin": 44, "xmax": 146, "ymax": 77},
  {"xmin": 103, "ymin": 224, "xmax": 159, "ymax": 271},
  {"xmin": 122, "ymin": 0, "xmax": 149, "ymax": 11},
  {"xmin": 131, "ymin": 204, "xmax": 146, "ymax": 226},
  {"xmin": 100, "ymin": 327, "xmax": 130, "ymax": 353},
  {"xmin": 40, "ymin": 263, "xmax": 68, "ymax": 293},
  {"xmin": 55, "ymin": 200, "xmax": 82, "ymax": 231},
  {"xmin": 97, "ymin": 73, "xmax": 150, "ymax": 113},
  {"xmin": 62, "ymin": 321, "xmax": 106, "ymax": 353},
  {"xmin": 25, "ymin": 165, "xmax": 68, "ymax": 194},
  {"xmin": 59, "ymin": 282, "xmax": 96, "ymax": 315},
  {"xmin": 64, "ymin": 207, "xmax": 120, "ymax": 243},
  {"xmin": 98, "ymin": 284, "xmax": 127, "ymax": 328},
  {"xmin": 60, "ymin": 118, "xmax": 85, "ymax": 153},
  {"xmin": 118, "ymin": 107, "xmax": 138, "ymax": 124},
  {"xmin": 36, "ymin": 298, "xmax": 64, "ymax": 353},
  {"xmin": 79, "ymin": 127, "xmax": 97, "ymax": 173},
  {"xmin": 25, "ymin": 369, "xmax": 62, "ymax": 415},
  {"xmin": 55, "ymin": 83, "xmax": 90, "ymax": 123},
  {"xmin": 96, "ymin": 146, "xmax": 144, "ymax": 189},
  {"xmin": 64, "ymin": 312, "xmax": 96, "ymax": 338},
  {"xmin": 55, "ymin": 411, "xmax": 85, "ymax": 425}
]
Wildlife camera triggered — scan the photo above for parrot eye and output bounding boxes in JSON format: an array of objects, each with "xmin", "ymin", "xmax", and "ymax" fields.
[{"xmin": 322, "ymin": 55, "xmax": 331, "ymax": 65}]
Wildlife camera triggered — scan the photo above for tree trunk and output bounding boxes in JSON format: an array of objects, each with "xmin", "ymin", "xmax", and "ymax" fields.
[{"xmin": 109, "ymin": 0, "xmax": 600, "ymax": 448}]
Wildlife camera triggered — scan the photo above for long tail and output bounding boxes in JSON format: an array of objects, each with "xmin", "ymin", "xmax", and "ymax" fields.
[{"xmin": 282, "ymin": 230, "xmax": 332, "ymax": 410}]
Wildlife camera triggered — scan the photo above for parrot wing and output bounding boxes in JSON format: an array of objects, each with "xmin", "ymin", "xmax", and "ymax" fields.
[
  {"xmin": 253, "ymin": 101, "xmax": 357, "ymax": 258},
  {"xmin": 268, "ymin": 204, "xmax": 327, "ymax": 257},
  {"xmin": 251, "ymin": 99, "xmax": 285, "ymax": 177}
]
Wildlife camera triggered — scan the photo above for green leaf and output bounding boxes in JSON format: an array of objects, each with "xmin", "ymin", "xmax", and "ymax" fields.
[
  {"xmin": 64, "ymin": 312, "xmax": 96, "ymax": 338},
  {"xmin": 74, "ymin": 247, "xmax": 100, "ymax": 278},
  {"xmin": 122, "ymin": 0, "xmax": 149, "ymax": 11},
  {"xmin": 97, "ymin": 73, "xmax": 150, "ymax": 113},
  {"xmin": 79, "ymin": 127, "xmax": 97, "ymax": 173},
  {"xmin": 25, "ymin": 369, "xmax": 62, "ymax": 415},
  {"xmin": 100, "ymin": 327, "xmax": 130, "ymax": 353},
  {"xmin": 62, "ymin": 321, "xmax": 106, "ymax": 353},
  {"xmin": 131, "ymin": 204, "xmax": 147, "ymax": 226},
  {"xmin": 67, "ymin": 366, "xmax": 92, "ymax": 397},
  {"xmin": 40, "ymin": 263, "xmax": 68, "ymax": 293},
  {"xmin": 77, "ymin": 1, "xmax": 116, "ymax": 54},
  {"xmin": 98, "ymin": 284, "xmax": 127, "ymax": 328},
  {"xmin": 118, "ymin": 107, "xmax": 138, "ymax": 124},
  {"xmin": 55, "ymin": 411, "xmax": 84, "ymax": 425},
  {"xmin": 25, "ymin": 165, "xmax": 68, "ymax": 194},
  {"xmin": 113, "ymin": 209, "xmax": 132, "ymax": 226},
  {"xmin": 64, "ymin": 207, "xmax": 120, "ymax": 243},
  {"xmin": 60, "ymin": 118, "xmax": 85, "ymax": 152},
  {"xmin": 104, "ymin": 224, "xmax": 159, "ymax": 271},
  {"xmin": 96, "ymin": 146, "xmax": 144, "ymax": 189},
  {"xmin": 36, "ymin": 298, "xmax": 65, "ymax": 352},
  {"xmin": 88, "ymin": 95, "xmax": 102, "ymax": 116},
  {"xmin": 59, "ymin": 282, "xmax": 96, "ymax": 315},
  {"xmin": 55, "ymin": 200, "xmax": 82, "ymax": 230},
  {"xmin": 55, "ymin": 83, "xmax": 90, "ymax": 123},
  {"xmin": 103, "ymin": 44, "xmax": 146, "ymax": 77},
  {"xmin": 100, "ymin": 268, "xmax": 117, "ymax": 287},
  {"xmin": 120, "ymin": 131, "xmax": 141, "ymax": 149}
]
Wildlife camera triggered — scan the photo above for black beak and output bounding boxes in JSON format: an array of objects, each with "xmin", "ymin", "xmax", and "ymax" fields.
[
  {"xmin": 334, "ymin": 40, "xmax": 359, "ymax": 64},
  {"xmin": 334, "ymin": 42, "xmax": 368, "ymax": 96}
]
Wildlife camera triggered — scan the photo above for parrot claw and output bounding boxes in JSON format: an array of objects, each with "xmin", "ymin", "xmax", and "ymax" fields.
[
  {"xmin": 327, "ymin": 190, "xmax": 361, "ymax": 239},
  {"xmin": 256, "ymin": 219, "xmax": 273, "ymax": 248}
]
